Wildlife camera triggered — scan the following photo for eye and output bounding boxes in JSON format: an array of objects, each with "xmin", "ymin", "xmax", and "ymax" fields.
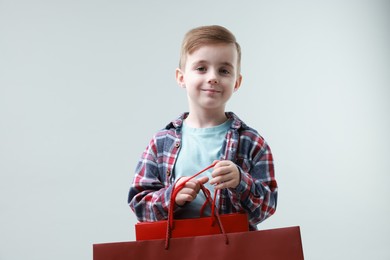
[
  {"xmin": 220, "ymin": 68, "xmax": 230, "ymax": 75},
  {"xmin": 196, "ymin": 67, "xmax": 207, "ymax": 72}
]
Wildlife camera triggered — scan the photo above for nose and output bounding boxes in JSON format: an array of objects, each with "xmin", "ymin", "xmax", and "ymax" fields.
[
  {"xmin": 208, "ymin": 70, "xmax": 219, "ymax": 85},
  {"xmin": 208, "ymin": 78, "xmax": 218, "ymax": 85}
]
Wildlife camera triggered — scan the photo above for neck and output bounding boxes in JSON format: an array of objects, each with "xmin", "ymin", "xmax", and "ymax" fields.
[{"xmin": 185, "ymin": 109, "xmax": 227, "ymax": 128}]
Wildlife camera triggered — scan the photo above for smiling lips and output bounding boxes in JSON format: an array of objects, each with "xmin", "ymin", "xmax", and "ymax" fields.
[{"xmin": 202, "ymin": 89, "xmax": 221, "ymax": 93}]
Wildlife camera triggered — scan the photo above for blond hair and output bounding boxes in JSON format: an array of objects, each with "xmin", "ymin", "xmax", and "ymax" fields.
[{"xmin": 179, "ymin": 25, "xmax": 241, "ymax": 73}]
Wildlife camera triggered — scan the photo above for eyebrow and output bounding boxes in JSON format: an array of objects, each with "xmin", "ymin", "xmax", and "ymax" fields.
[{"xmin": 191, "ymin": 60, "xmax": 235, "ymax": 68}]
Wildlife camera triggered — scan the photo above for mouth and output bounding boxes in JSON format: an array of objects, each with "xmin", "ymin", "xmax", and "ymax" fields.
[{"xmin": 202, "ymin": 89, "xmax": 221, "ymax": 93}]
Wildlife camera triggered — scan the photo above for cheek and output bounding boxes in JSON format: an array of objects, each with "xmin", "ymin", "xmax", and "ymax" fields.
[
  {"xmin": 223, "ymin": 82, "xmax": 236, "ymax": 92},
  {"xmin": 187, "ymin": 76, "xmax": 203, "ymax": 86}
]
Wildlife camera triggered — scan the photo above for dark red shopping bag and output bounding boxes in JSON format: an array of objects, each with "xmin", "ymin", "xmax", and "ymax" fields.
[
  {"xmin": 93, "ymin": 226, "xmax": 304, "ymax": 260},
  {"xmin": 94, "ymin": 163, "xmax": 304, "ymax": 259}
]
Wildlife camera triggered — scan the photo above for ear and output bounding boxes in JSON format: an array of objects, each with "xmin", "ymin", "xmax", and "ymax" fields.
[
  {"xmin": 176, "ymin": 68, "xmax": 186, "ymax": 88},
  {"xmin": 233, "ymin": 74, "xmax": 242, "ymax": 92}
]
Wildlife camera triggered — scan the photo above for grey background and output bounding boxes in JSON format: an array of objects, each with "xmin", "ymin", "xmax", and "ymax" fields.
[{"xmin": 1, "ymin": 0, "xmax": 389, "ymax": 259}]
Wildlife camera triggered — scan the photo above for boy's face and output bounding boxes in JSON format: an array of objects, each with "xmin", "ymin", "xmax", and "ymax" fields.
[{"xmin": 176, "ymin": 43, "xmax": 242, "ymax": 113}]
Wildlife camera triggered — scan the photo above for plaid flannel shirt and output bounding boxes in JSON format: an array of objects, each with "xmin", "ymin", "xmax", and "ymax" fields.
[{"xmin": 128, "ymin": 112, "xmax": 277, "ymax": 230}]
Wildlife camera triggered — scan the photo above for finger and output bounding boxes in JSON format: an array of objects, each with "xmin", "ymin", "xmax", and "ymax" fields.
[
  {"xmin": 178, "ymin": 187, "xmax": 197, "ymax": 199},
  {"xmin": 215, "ymin": 160, "xmax": 231, "ymax": 167},
  {"xmin": 210, "ymin": 170, "xmax": 230, "ymax": 184},
  {"xmin": 175, "ymin": 193, "xmax": 195, "ymax": 206},
  {"xmin": 176, "ymin": 176, "xmax": 190, "ymax": 186},
  {"xmin": 211, "ymin": 168, "xmax": 239, "ymax": 185},
  {"xmin": 184, "ymin": 180, "xmax": 197, "ymax": 189},
  {"xmin": 196, "ymin": 176, "xmax": 209, "ymax": 185},
  {"xmin": 212, "ymin": 160, "xmax": 220, "ymax": 166},
  {"xmin": 184, "ymin": 179, "xmax": 201, "ymax": 192},
  {"xmin": 209, "ymin": 174, "xmax": 230, "ymax": 185},
  {"xmin": 211, "ymin": 166, "xmax": 231, "ymax": 178},
  {"xmin": 214, "ymin": 179, "xmax": 237, "ymax": 190}
]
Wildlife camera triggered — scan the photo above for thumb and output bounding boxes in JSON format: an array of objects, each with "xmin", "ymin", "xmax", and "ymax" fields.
[{"xmin": 197, "ymin": 176, "xmax": 209, "ymax": 185}]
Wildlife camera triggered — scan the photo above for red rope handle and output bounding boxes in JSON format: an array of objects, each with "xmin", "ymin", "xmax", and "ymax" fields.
[
  {"xmin": 168, "ymin": 161, "xmax": 218, "ymax": 229},
  {"xmin": 165, "ymin": 162, "xmax": 229, "ymax": 249}
]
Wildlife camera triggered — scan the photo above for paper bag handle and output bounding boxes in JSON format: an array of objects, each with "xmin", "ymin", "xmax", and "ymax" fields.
[{"xmin": 165, "ymin": 162, "xmax": 229, "ymax": 249}]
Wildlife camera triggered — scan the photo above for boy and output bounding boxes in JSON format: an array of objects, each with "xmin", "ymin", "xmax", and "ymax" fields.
[{"xmin": 128, "ymin": 25, "xmax": 277, "ymax": 230}]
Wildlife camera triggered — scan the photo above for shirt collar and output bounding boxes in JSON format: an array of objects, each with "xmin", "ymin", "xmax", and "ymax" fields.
[{"xmin": 166, "ymin": 112, "xmax": 245, "ymax": 130}]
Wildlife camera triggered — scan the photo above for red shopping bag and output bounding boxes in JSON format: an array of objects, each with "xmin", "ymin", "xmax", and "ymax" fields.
[
  {"xmin": 135, "ymin": 162, "xmax": 249, "ymax": 243},
  {"xmin": 135, "ymin": 211, "xmax": 249, "ymax": 241},
  {"xmin": 93, "ymin": 226, "xmax": 304, "ymax": 260},
  {"xmin": 93, "ymin": 163, "xmax": 305, "ymax": 259}
]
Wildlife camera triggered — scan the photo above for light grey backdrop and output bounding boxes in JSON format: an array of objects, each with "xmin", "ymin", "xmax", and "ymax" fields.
[{"xmin": 1, "ymin": 0, "xmax": 389, "ymax": 259}]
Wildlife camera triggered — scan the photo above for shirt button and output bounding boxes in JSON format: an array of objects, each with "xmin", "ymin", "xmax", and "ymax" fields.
[
  {"xmin": 166, "ymin": 169, "xmax": 171, "ymax": 176},
  {"xmin": 175, "ymin": 142, "xmax": 180, "ymax": 148}
]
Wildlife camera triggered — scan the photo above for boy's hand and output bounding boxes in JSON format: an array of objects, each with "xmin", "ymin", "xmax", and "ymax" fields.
[
  {"xmin": 209, "ymin": 160, "xmax": 240, "ymax": 189},
  {"xmin": 174, "ymin": 176, "xmax": 209, "ymax": 206}
]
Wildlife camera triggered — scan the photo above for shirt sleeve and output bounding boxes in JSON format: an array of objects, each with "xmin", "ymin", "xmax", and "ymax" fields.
[
  {"xmin": 228, "ymin": 138, "xmax": 277, "ymax": 228},
  {"xmin": 127, "ymin": 137, "xmax": 172, "ymax": 222}
]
